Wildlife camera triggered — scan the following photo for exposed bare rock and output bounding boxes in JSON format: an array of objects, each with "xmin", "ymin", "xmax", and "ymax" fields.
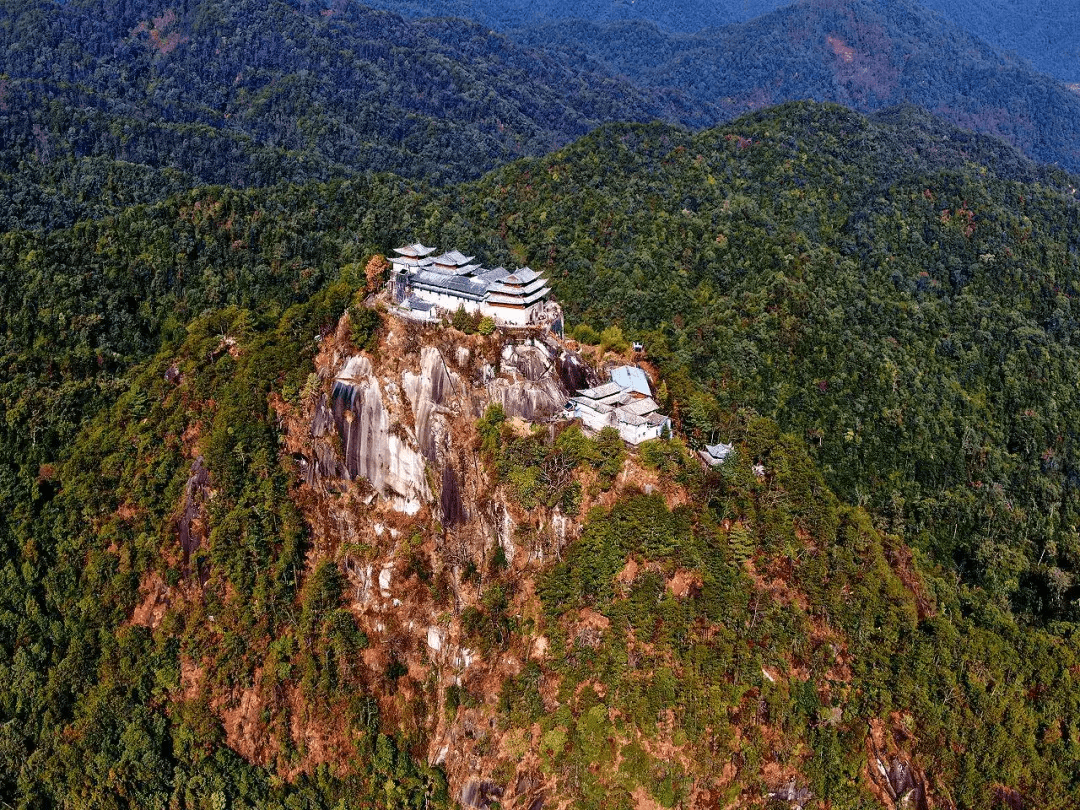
[
  {"xmin": 402, "ymin": 346, "xmax": 459, "ymax": 463},
  {"xmin": 314, "ymin": 354, "xmax": 430, "ymax": 513},
  {"xmin": 767, "ymin": 778, "xmax": 813, "ymax": 809},
  {"xmin": 555, "ymin": 347, "xmax": 593, "ymax": 392},
  {"xmin": 993, "ymin": 785, "xmax": 1025, "ymax": 810},
  {"xmin": 866, "ymin": 716, "xmax": 941, "ymax": 810},
  {"xmin": 485, "ymin": 338, "xmax": 577, "ymax": 420},
  {"xmin": 441, "ymin": 464, "xmax": 466, "ymax": 527},
  {"xmin": 501, "ymin": 343, "xmax": 550, "ymax": 381},
  {"xmin": 460, "ymin": 779, "xmax": 503, "ymax": 809},
  {"xmin": 497, "ymin": 504, "xmax": 515, "ymax": 565},
  {"xmin": 178, "ymin": 456, "xmax": 210, "ymax": 568}
]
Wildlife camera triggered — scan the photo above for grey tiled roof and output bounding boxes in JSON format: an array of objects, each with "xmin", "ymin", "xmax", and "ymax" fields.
[
  {"xmin": 405, "ymin": 295, "xmax": 435, "ymax": 312},
  {"xmin": 487, "ymin": 286, "xmax": 551, "ymax": 306},
  {"xmin": 394, "ymin": 243, "xmax": 436, "ymax": 257},
  {"xmin": 431, "ymin": 250, "xmax": 474, "ymax": 266},
  {"xmin": 412, "ymin": 271, "xmax": 489, "ymax": 301},
  {"xmin": 577, "ymin": 382, "xmax": 625, "ymax": 400},
  {"xmin": 487, "ymin": 277, "xmax": 548, "ymax": 296},
  {"xmin": 620, "ymin": 397, "xmax": 660, "ymax": 417}
]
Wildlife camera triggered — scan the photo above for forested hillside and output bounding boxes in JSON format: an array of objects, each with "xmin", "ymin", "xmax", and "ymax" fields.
[
  {"xmin": 6, "ymin": 0, "xmax": 1079, "ymax": 235},
  {"xmin": 441, "ymin": 102, "xmax": 1080, "ymax": 623},
  {"xmin": 3, "ymin": 101, "xmax": 1080, "ymax": 806},
  {"xmin": 509, "ymin": 0, "xmax": 1080, "ymax": 175},
  {"xmin": 0, "ymin": 0, "xmax": 674, "ymax": 231},
  {"xmin": 919, "ymin": 0, "xmax": 1080, "ymax": 83},
  {"xmin": 356, "ymin": 0, "xmax": 784, "ymax": 32},
  {"xmin": 364, "ymin": 0, "xmax": 1080, "ymax": 84}
]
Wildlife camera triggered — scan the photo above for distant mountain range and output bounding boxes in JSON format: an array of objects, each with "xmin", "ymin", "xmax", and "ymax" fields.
[
  {"xmin": 4, "ymin": 0, "xmax": 1079, "ymax": 232},
  {"xmin": 919, "ymin": 0, "xmax": 1080, "ymax": 83},
  {"xmin": 0, "ymin": 0, "xmax": 677, "ymax": 229},
  {"xmin": 506, "ymin": 0, "xmax": 1080, "ymax": 173},
  {"xmin": 364, "ymin": 0, "xmax": 1080, "ymax": 83}
]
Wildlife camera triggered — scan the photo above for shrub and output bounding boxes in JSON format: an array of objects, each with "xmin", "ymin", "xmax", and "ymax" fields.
[
  {"xmin": 600, "ymin": 325, "xmax": 630, "ymax": 354},
  {"xmin": 571, "ymin": 323, "xmax": 600, "ymax": 344},
  {"xmin": 349, "ymin": 305, "xmax": 382, "ymax": 352}
]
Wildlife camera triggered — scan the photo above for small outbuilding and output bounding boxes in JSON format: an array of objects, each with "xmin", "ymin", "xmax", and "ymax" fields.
[{"xmin": 700, "ymin": 442, "xmax": 735, "ymax": 466}]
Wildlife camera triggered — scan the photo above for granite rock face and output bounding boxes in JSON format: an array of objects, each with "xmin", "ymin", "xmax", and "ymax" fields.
[
  {"xmin": 402, "ymin": 346, "xmax": 457, "ymax": 464},
  {"xmin": 304, "ymin": 331, "xmax": 582, "ymax": 519},
  {"xmin": 310, "ymin": 354, "xmax": 430, "ymax": 514},
  {"xmin": 486, "ymin": 338, "xmax": 586, "ymax": 421}
]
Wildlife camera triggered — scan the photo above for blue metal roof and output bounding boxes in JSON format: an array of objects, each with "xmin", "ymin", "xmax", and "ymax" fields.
[{"xmin": 611, "ymin": 365, "xmax": 651, "ymax": 397}]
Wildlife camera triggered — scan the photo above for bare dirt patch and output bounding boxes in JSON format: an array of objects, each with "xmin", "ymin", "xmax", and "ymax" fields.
[{"xmin": 131, "ymin": 570, "xmax": 170, "ymax": 630}]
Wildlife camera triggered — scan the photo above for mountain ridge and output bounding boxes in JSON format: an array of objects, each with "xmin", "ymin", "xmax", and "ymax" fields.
[
  {"xmin": 506, "ymin": 0, "xmax": 1080, "ymax": 174},
  {"xmin": 0, "ymin": 0, "xmax": 681, "ymax": 230}
]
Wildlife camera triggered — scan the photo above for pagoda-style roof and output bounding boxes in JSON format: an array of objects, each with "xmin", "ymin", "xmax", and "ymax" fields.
[
  {"xmin": 428, "ymin": 261, "xmax": 480, "ymax": 277},
  {"xmin": 486, "ymin": 276, "xmax": 547, "ymax": 297},
  {"xmin": 499, "ymin": 267, "xmax": 542, "ymax": 285},
  {"xmin": 431, "ymin": 250, "xmax": 474, "ymax": 267},
  {"xmin": 391, "ymin": 255, "xmax": 434, "ymax": 268},
  {"xmin": 394, "ymin": 243, "xmax": 436, "ymax": 257},
  {"xmin": 487, "ymin": 286, "xmax": 551, "ymax": 307},
  {"xmin": 477, "ymin": 267, "xmax": 510, "ymax": 284}
]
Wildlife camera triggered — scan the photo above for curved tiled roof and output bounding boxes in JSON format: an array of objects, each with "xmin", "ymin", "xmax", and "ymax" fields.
[{"xmin": 394, "ymin": 243, "xmax": 436, "ymax": 257}]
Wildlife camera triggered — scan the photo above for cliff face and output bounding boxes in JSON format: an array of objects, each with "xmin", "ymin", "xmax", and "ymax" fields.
[
  {"xmin": 278, "ymin": 315, "xmax": 593, "ymax": 796},
  {"xmin": 297, "ymin": 320, "xmax": 583, "ymax": 516},
  {"xmin": 158, "ymin": 309, "xmax": 958, "ymax": 810}
]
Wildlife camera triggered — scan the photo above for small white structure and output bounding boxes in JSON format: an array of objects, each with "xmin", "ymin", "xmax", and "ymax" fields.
[
  {"xmin": 389, "ymin": 243, "xmax": 553, "ymax": 326},
  {"xmin": 700, "ymin": 442, "xmax": 735, "ymax": 466},
  {"xmin": 567, "ymin": 368, "xmax": 671, "ymax": 445}
]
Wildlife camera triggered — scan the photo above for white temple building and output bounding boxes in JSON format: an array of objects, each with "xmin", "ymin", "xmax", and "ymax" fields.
[
  {"xmin": 566, "ymin": 365, "xmax": 672, "ymax": 445},
  {"xmin": 388, "ymin": 243, "xmax": 554, "ymax": 326}
]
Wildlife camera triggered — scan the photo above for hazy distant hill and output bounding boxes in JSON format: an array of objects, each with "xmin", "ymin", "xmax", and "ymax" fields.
[
  {"xmin": 361, "ymin": 0, "xmax": 1080, "ymax": 83},
  {"xmin": 0, "ymin": 0, "xmax": 675, "ymax": 230},
  {"xmin": 919, "ymin": 0, "xmax": 1080, "ymax": 83},
  {"xmin": 352, "ymin": 0, "xmax": 779, "ymax": 32},
  {"xmin": 509, "ymin": 0, "xmax": 1080, "ymax": 174}
]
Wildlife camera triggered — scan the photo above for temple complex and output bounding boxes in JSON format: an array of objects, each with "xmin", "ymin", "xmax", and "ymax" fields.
[{"xmin": 388, "ymin": 243, "xmax": 554, "ymax": 326}]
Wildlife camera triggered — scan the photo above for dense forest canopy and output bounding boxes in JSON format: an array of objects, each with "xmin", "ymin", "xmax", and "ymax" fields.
[
  {"xmin": 507, "ymin": 0, "xmax": 1080, "ymax": 175},
  {"xmin": 363, "ymin": 0, "xmax": 1080, "ymax": 84},
  {"xmin": 428, "ymin": 101, "xmax": 1080, "ymax": 622},
  {"xmin": 3, "ymin": 98, "xmax": 1080, "ymax": 806},
  {"xmin": 5, "ymin": 0, "xmax": 1080, "ymax": 234},
  {"xmin": 0, "ymin": 0, "xmax": 679, "ymax": 231}
]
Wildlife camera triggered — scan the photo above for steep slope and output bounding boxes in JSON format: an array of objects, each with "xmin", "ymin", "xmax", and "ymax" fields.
[
  {"xmin": 0, "ymin": 0, "xmax": 671, "ymax": 230},
  {"xmin": 509, "ymin": 0, "xmax": 1080, "ymax": 173},
  {"xmin": 432, "ymin": 101, "xmax": 1080, "ymax": 624},
  {"xmin": 30, "ymin": 298, "xmax": 1080, "ymax": 809}
]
